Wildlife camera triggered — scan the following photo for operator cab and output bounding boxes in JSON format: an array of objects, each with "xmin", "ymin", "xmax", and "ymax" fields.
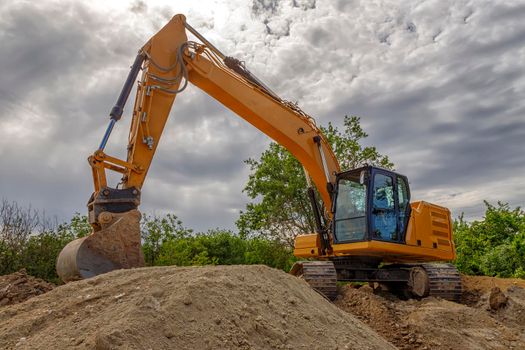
[{"xmin": 332, "ymin": 166, "xmax": 411, "ymax": 244}]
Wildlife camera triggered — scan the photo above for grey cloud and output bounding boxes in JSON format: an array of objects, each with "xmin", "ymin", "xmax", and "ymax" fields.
[
  {"xmin": 292, "ymin": 0, "xmax": 316, "ymax": 11},
  {"xmin": 252, "ymin": 0, "xmax": 280, "ymax": 17},
  {"xmin": 130, "ymin": 0, "xmax": 147, "ymax": 14},
  {"xmin": 1, "ymin": 0, "xmax": 524, "ymax": 233},
  {"xmin": 486, "ymin": 2, "xmax": 525, "ymax": 22}
]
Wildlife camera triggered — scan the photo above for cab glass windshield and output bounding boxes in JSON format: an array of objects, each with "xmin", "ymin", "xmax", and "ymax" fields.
[{"xmin": 334, "ymin": 175, "xmax": 367, "ymax": 242}]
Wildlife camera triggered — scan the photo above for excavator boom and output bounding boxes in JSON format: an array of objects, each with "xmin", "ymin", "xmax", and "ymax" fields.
[{"xmin": 57, "ymin": 15, "xmax": 339, "ymax": 282}]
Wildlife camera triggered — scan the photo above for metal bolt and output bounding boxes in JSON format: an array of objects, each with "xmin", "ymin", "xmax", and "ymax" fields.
[{"xmin": 99, "ymin": 212, "xmax": 113, "ymax": 224}]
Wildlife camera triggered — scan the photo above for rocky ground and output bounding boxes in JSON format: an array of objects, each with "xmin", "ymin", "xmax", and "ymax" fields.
[
  {"xmin": 1, "ymin": 267, "xmax": 524, "ymax": 349},
  {"xmin": 335, "ymin": 276, "xmax": 525, "ymax": 350},
  {"xmin": 0, "ymin": 270, "xmax": 53, "ymax": 308}
]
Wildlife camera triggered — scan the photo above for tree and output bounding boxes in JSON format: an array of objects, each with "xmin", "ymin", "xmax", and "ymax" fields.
[
  {"xmin": 56, "ymin": 213, "xmax": 91, "ymax": 239},
  {"xmin": 141, "ymin": 213, "xmax": 193, "ymax": 266},
  {"xmin": 453, "ymin": 201, "xmax": 525, "ymax": 278},
  {"xmin": 322, "ymin": 116, "xmax": 394, "ymax": 171},
  {"xmin": 0, "ymin": 199, "xmax": 55, "ymax": 275},
  {"xmin": 236, "ymin": 115, "xmax": 393, "ymax": 246},
  {"xmin": 140, "ymin": 216, "xmax": 296, "ymax": 271},
  {"xmin": 0, "ymin": 201, "xmax": 92, "ymax": 283},
  {"xmin": 0, "ymin": 198, "xmax": 297, "ymax": 282}
]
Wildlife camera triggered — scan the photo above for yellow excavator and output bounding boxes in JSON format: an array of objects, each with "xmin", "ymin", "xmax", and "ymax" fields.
[{"xmin": 57, "ymin": 15, "xmax": 461, "ymax": 301}]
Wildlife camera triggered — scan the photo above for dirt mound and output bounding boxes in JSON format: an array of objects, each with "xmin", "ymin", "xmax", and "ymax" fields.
[
  {"xmin": 335, "ymin": 275, "xmax": 525, "ymax": 350},
  {"xmin": 461, "ymin": 275, "xmax": 525, "ymax": 306},
  {"xmin": 335, "ymin": 285, "xmax": 415, "ymax": 349},
  {"xmin": 0, "ymin": 265, "xmax": 394, "ymax": 350},
  {"xmin": 462, "ymin": 275, "xmax": 525, "ymax": 292},
  {"xmin": 0, "ymin": 269, "xmax": 54, "ymax": 307}
]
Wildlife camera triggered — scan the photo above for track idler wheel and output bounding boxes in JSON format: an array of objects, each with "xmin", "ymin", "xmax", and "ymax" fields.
[
  {"xmin": 56, "ymin": 210, "xmax": 144, "ymax": 282},
  {"xmin": 408, "ymin": 266, "xmax": 430, "ymax": 298}
]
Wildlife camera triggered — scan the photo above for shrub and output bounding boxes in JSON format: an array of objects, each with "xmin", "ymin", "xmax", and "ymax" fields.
[{"xmin": 453, "ymin": 202, "xmax": 525, "ymax": 278}]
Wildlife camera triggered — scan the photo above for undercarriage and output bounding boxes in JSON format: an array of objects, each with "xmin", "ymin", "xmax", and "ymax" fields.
[{"xmin": 290, "ymin": 258, "xmax": 462, "ymax": 302}]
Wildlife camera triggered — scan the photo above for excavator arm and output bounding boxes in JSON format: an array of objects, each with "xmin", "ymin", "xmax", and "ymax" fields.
[{"xmin": 56, "ymin": 14, "xmax": 340, "ymax": 282}]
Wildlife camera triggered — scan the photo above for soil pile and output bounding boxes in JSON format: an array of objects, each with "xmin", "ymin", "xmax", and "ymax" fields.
[
  {"xmin": 0, "ymin": 269, "xmax": 54, "ymax": 307},
  {"xmin": 461, "ymin": 275, "xmax": 525, "ymax": 306},
  {"xmin": 0, "ymin": 265, "xmax": 394, "ymax": 350},
  {"xmin": 335, "ymin": 275, "xmax": 525, "ymax": 350}
]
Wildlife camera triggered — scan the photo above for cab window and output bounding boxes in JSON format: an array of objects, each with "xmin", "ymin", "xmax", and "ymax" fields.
[{"xmin": 334, "ymin": 177, "xmax": 367, "ymax": 242}]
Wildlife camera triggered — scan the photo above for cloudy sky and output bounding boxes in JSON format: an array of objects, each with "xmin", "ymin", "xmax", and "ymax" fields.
[{"xmin": 1, "ymin": 0, "xmax": 524, "ymax": 232}]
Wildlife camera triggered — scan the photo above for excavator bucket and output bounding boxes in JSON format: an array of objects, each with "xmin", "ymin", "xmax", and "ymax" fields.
[{"xmin": 56, "ymin": 210, "xmax": 144, "ymax": 282}]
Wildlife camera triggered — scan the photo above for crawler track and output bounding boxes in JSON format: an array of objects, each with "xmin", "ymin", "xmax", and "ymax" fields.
[
  {"xmin": 420, "ymin": 263, "xmax": 462, "ymax": 301},
  {"xmin": 291, "ymin": 261, "xmax": 462, "ymax": 302},
  {"xmin": 290, "ymin": 261, "xmax": 338, "ymax": 301}
]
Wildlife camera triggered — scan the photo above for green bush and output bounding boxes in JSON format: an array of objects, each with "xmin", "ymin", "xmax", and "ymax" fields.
[
  {"xmin": 454, "ymin": 202, "xmax": 525, "ymax": 278},
  {"xmin": 3, "ymin": 199, "xmax": 525, "ymax": 284},
  {"xmin": 141, "ymin": 213, "xmax": 193, "ymax": 266},
  {"xmin": 244, "ymin": 238, "xmax": 296, "ymax": 271},
  {"xmin": 144, "ymin": 222, "xmax": 296, "ymax": 271},
  {"xmin": 1, "ymin": 207, "xmax": 296, "ymax": 283},
  {"xmin": 20, "ymin": 230, "xmax": 75, "ymax": 284}
]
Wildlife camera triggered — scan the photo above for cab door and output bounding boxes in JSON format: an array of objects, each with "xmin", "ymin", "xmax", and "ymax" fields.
[{"xmin": 370, "ymin": 169, "xmax": 399, "ymax": 242}]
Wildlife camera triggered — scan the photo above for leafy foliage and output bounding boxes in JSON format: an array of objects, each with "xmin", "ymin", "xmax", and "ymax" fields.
[
  {"xmin": 141, "ymin": 216, "xmax": 295, "ymax": 271},
  {"xmin": 237, "ymin": 115, "xmax": 393, "ymax": 244},
  {"xmin": 2, "ymin": 198, "xmax": 525, "ymax": 283},
  {"xmin": 237, "ymin": 143, "xmax": 315, "ymax": 247},
  {"xmin": 454, "ymin": 202, "xmax": 525, "ymax": 278},
  {"xmin": 20, "ymin": 230, "xmax": 75, "ymax": 284},
  {"xmin": 0, "ymin": 201, "xmax": 295, "ymax": 283},
  {"xmin": 0, "ymin": 200, "xmax": 87, "ymax": 284},
  {"xmin": 141, "ymin": 213, "xmax": 193, "ymax": 266},
  {"xmin": 322, "ymin": 116, "xmax": 394, "ymax": 171},
  {"xmin": 59, "ymin": 213, "xmax": 92, "ymax": 239}
]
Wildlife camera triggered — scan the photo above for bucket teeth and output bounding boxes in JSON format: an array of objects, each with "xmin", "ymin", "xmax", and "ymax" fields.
[{"xmin": 56, "ymin": 210, "xmax": 144, "ymax": 282}]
